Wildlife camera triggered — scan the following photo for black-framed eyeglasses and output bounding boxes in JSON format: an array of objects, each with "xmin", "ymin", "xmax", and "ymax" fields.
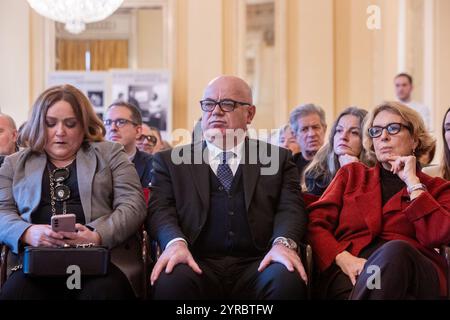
[
  {"xmin": 103, "ymin": 118, "xmax": 137, "ymax": 128},
  {"xmin": 137, "ymin": 134, "xmax": 157, "ymax": 146},
  {"xmin": 199, "ymin": 99, "xmax": 252, "ymax": 112},
  {"xmin": 368, "ymin": 122, "xmax": 411, "ymax": 138}
]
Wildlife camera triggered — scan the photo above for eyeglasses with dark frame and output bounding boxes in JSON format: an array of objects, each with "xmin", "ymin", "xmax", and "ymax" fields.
[
  {"xmin": 137, "ymin": 134, "xmax": 157, "ymax": 146},
  {"xmin": 199, "ymin": 99, "xmax": 252, "ymax": 113},
  {"xmin": 104, "ymin": 118, "xmax": 138, "ymax": 128},
  {"xmin": 368, "ymin": 122, "xmax": 412, "ymax": 138}
]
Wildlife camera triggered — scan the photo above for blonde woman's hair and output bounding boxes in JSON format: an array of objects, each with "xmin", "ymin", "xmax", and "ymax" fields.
[
  {"xmin": 304, "ymin": 107, "xmax": 374, "ymax": 193},
  {"xmin": 363, "ymin": 101, "xmax": 435, "ymax": 160}
]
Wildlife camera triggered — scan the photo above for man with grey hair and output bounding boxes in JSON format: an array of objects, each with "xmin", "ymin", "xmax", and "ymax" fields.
[
  {"xmin": 289, "ymin": 104, "xmax": 327, "ymax": 178},
  {"xmin": 0, "ymin": 113, "xmax": 18, "ymax": 166}
]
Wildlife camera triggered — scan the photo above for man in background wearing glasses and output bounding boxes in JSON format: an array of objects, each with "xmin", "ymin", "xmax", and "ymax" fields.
[
  {"xmin": 137, "ymin": 124, "xmax": 163, "ymax": 155},
  {"xmin": 148, "ymin": 75, "xmax": 307, "ymax": 300},
  {"xmin": 104, "ymin": 102, "xmax": 153, "ymax": 187}
]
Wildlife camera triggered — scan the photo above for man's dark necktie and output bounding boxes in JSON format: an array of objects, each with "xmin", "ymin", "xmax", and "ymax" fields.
[{"xmin": 217, "ymin": 152, "xmax": 234, "ymax": 192}]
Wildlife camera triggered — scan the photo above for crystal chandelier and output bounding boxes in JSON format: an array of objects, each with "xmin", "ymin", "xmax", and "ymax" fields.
[{"xmin": 27, "ymin": 0, "xmax": 124, "ymax": 34}]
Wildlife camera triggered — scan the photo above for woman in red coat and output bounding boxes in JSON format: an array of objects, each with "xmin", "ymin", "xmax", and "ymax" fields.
[{"xmin": 308, "ymin": 101, "xmax": 450, "ymax": 299}]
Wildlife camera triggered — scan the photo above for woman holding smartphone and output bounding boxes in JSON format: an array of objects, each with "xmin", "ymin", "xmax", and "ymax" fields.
[{"xmin": 0, "ymin": 84, "xmax": 146, "ymax": 299}]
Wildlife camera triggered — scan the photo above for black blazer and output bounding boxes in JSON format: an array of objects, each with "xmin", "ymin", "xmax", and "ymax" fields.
[
  {"xmin": 132, "ymin": 148, "xmax": 153, "ymax": 187},
  {"xmin": 148, "ymin": 138, "xmax": 306, "ymax": 252}
]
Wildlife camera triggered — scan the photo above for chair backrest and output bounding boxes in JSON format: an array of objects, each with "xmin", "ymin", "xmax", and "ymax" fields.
[{"xmin": 143, "ymin": 188, "xmax": 150, "ymax": 206}]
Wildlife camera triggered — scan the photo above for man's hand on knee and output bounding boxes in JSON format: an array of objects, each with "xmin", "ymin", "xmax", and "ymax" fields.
[
  {"xmin": 150, "ymin": 240, "xmax": 202, "ymax": 286},
  {"xmin": 258, "ymin": 244, "xmax": 308, "ymax": 284}
]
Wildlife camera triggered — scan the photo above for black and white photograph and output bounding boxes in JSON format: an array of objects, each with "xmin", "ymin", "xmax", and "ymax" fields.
[
  {"xmin": 111, "ymin": 70, "xmax": 171, "ymax": 133},
  {"xmin": 47, "ymin": 71, "xmax": 108, "ymax": 120}
]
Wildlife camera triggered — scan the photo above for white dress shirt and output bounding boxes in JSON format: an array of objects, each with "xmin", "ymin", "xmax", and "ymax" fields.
[{"xmin": 205, "ymin": 139, "xmax": 245, "ymax": 176}]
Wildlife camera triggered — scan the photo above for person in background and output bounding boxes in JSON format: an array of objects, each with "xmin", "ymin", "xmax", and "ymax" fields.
[
  {"xmin": 394, "ymin": 73, "xmax": 431, "ymax": 129},
  {"xmin": 0, "ymin": 113, "xmax": 18, "ymax": 166},
  {"xmin": 278, "ymin": 124, "xmax": 301, "ymax": 156},
  {"xmin": 289, "ymin": 104, "xmax": 327, "ymax": 179},
  {"xmin": 308, "ymin": 101, "xmax": 448, "ymax": 299},
  {"xmin": 0, "ymin": 84, "xmax": 146, "ymax": 299},
  {"xmin": 303, "ymin": 107, "xmax": 374, "ymax": 196},
  {"xmin": 160, "ymin": 140, "xmax": 172, "ymax": 151},
  {"xmin": 104, "ymin": 102, "xmax": 153, "ymax": 187},
  {"xmin": 136, "ymin": 124, "xmax": 164, "ymax": 155},
  {"xmin": 424, "ymin": 107, "xmax": 450, "ymax": 178}
]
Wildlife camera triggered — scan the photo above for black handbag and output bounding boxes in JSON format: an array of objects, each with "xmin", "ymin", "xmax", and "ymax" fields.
[{"xmin": 23, "ymin": 245, "xmax": 110, "ymax": 277}]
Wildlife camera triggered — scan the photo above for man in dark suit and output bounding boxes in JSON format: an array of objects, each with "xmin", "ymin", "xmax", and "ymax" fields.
[
  {"xmin": 148, "ymin": 76, "xmax": 307, "ymax": 299},
  {"xmin": 104, "ymin": 102, "xmax": 153, "ymax": 187}
]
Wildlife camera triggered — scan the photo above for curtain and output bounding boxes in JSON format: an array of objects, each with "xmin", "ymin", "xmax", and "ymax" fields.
[{"xmin": 56, "ymin": 39, "xmax": 128, "ymax": 70}]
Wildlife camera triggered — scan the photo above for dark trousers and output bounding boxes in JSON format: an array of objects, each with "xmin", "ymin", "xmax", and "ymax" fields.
[
  {"xmin": 152, "ymin": 256, "xmax": 307, "ymax": 300},
  {"xmin": 318, "ymin": 240, "xmax": 441, "ymax": 300},
  {"xmin": 0, "ymin": 263, "xmax": 135, "ymax": 300}
]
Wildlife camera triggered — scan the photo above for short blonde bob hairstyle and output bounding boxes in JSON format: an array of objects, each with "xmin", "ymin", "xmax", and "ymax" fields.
[{"xmin": 363, "ymin": 101, "xmax": 435, "ymax": 159}]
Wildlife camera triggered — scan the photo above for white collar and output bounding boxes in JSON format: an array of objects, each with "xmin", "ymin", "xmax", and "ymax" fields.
[{"xmin": 205, "ymin": 139, "xmax": 245, "ymax": 162}]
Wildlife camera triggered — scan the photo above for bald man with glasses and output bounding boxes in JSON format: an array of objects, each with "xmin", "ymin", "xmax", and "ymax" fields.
[{"xmin": 148, "ymin": 75, "xmax": 307, "ymax": 300}]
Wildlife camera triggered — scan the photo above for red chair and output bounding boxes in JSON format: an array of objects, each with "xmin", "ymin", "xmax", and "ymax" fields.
[{"xmin": 143, "ymin": 187, "xmax": 150, "ymax": 205}]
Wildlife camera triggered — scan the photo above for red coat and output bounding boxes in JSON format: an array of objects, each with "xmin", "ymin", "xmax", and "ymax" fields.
[{"xmin": 307, "ymin": 162, "xmax": 450, "ymax": 296}]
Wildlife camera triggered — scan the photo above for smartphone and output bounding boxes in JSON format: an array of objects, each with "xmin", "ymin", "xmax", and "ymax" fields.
[{"xmin": 51, "ymin": 214, "xmax": 76, "ymax": 232}]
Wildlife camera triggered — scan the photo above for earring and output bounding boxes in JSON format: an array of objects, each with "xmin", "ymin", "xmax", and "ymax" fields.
[{"xmin": 412, "ymin": 149, "xmax": 416, "ymax": 156}]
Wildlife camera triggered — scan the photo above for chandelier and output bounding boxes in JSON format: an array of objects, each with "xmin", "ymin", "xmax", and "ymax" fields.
[{"xmin": 27, "ymin": 0, "xmax": 124, "ymax": 34}]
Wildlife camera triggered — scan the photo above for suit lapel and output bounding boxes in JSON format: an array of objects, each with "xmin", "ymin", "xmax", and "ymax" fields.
[
  {"xmin": 189, "ymin": 141, "xmax": 210, "ymax": 212},
  {"xmin": 383, "ymin": 188, "xmax": 409, "ymax": 214},
  {"xmin": 242, "ymin": 139, "xmax": 260, "ymax": 211},
  {"xmin": 132, "ymin": 148, "xmax": 144, "ymax": 181},
  {"xmin": 383, "ymin": 165, "xmax": 428, "ymax": 214},
  {"xmin": 76, "ymin": 144, "xmax": 96, "ymax": 223},
  {"xmin": 24, "ymin": 153, "xmax": 47, "ymax": 214}
]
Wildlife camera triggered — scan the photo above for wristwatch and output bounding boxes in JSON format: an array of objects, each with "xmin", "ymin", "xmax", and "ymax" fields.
[{"xmin": 272, "ymin": 237, "xmax": 298, "ymax": 250}]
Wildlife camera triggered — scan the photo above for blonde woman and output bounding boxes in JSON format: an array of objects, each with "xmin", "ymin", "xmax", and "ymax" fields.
[{"xmin": 304, "ymin": 107, "xmax": 374, "ymax": 196}]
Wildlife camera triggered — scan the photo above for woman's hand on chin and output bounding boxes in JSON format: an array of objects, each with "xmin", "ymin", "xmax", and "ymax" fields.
[{"xmin": 385, "ymin": 155, "xmax": 420, "ymax": 186}]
